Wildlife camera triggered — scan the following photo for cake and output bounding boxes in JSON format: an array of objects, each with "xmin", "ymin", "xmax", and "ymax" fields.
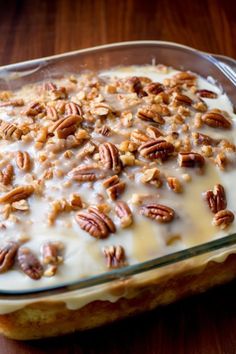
[{"xmin": 0, "ymin": 64, "xmax": 235, "ymax": 339}]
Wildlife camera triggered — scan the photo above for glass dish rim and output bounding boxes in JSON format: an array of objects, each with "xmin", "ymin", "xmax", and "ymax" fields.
[{"xmin": 0, "ymin": 40, "xmax": 236, "ymax": 300}]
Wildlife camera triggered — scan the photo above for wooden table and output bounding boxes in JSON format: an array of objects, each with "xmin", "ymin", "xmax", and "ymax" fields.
[{"xmin": 0, "ymin": 0, "xmax": 236, "ymax": 352}]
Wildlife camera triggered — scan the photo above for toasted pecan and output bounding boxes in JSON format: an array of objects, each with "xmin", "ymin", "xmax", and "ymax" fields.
[
  {"xmin": 205, "ymin": 184, "xmax": 227, "ymax": 213},
  {"xmin": 17, "ymin": 247, "xmax": 43, "ymax": 280},
  {"xmin": 99, "ymin": 142, "xmax": 122, "ymax": 173},
  {"xmin": 139, "ymin": 139, "xmax": 174, "ymax": 160},
  {"xmin": 0, "ymin": 241, "xmax": 19, "ymax": 273},
  {"xmin": 103, "ymin": 245, "xmax": 126, "ymax": 268},
  {"xmin": 115, "ymin": 201, "xmax": 133, "ymax": 228},
  {"xmin": 213, "ymin": 210, "xmax": 234, "ymax": 229},
  {"xmin": 16, "ymin": 151, "xmax": 31, "ymax": 172},
  {"xmin": 76, "ymin": 206, "xmax": 115, "ymax": 238},
  {"xmin": 140, "ymin": 203, "xmax": 175, "ymax": 223},
  {"xmin": 0, "ymin": 185, "xmax": 34, "ymax": 204}
]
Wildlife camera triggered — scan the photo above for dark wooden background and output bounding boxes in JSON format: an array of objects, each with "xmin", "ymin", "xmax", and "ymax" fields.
[{"xmin": 0, "ymin": 0, "xmax": 236, "ymax": 352}]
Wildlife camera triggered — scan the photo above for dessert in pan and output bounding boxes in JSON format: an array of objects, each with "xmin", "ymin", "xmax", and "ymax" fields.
[{"xmin": 0, "ymin": 61, "xmax": 235, "ymax": 339}]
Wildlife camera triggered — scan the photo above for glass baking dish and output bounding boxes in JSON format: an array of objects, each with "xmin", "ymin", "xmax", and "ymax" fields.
[{"xmin": 0, "ymin": 41, "xmax": 236, "ymax": 339}]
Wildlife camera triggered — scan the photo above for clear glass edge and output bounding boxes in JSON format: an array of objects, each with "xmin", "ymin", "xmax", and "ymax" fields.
[{"xmin": 0, "ymin": 40, "xmax": 236, "ymax": 299}]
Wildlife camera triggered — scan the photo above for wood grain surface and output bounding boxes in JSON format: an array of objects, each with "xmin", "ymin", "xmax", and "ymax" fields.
[{"xmin": 0, "ymin": 0, "xmax": 236, "ymax": 352}]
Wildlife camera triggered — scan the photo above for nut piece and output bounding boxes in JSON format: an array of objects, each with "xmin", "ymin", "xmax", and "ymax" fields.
[
  {"xmin": 69, "ymin": 194, "xmax": 82, "ymax": 209},
  {"xmin": 192, "ymin": 132, "xmax": 219, "ymax": 146},
  {"xmin": 0, "ymin": 185, "xmax": 34, "ymax": 204},
  {"xmin": 41, "ymin": 242, "xmax": 63, "ymax": 265},
  {"xmin": 137, "ymin": 107, "xmax": 165, "ymax": 125},
  {"xmin": 68, "ymin": 164, "xmax": 105, "ymax": 182},
  {"xmin": 76, "ymin": 206, "xmax": 116, "ymax": 238},
  {"xmin": 205, "ymin": 184, "xmax": 227, "ymax": 214},
  {"xmin": 17, "ymin": 247, "xmax": 43, "ymax": 280},
  {"xmin": 99, "ymin": 142, "xmax": 122, "ymax": 173},
  {"xmin": 140, "ymin": 203, "xmax": 175, "ymax": 223},
  {"xmin": 103, "ymin": 245, "xmax": 126, "ymax": 268},
  {"xmin": 0, "ymin": 164, "xmax": 14, "ymax": 185},
  {"xmin": 212, "ymin": 210, "xmax": 234, "ymax": 229},
  {"xmin": 115, "ymin": 201, "xmax": 133, "ymax": 228},
  {"xmin": 139, "ymin": 139, "xmax": 174, "ymax": 160},
  {"xmin": 107, "ymin": 182, "xmax": 126, "ymax": 201},
  {"xmin": 167, "ymin": 177, "xmax": 182, "ymax": 193},
  {"xmin": 16, "ymin": 151, "xmax": 31, "ymax": 172},
  {"xmin": 0, "ymin": 119, "xmax": 23, "ymax": 141},
  {"xmin": 0, "ymin": 241, "xmax": 19, "ymax": 273},
  {"xmin": 196, "ymin": 89, "xmax": 218, "ymax": 99},
  {"xmin": 178, "ymin": 152, "xmax": 205, "ymax": 168},
  {"xmin": 125, "ymin": 76, "xmax": 146, "ymax": 97},
  {"xmin": 202, "ymin": 111, "xmax": 231, "ymax": 129},
  {"xmin": 141, "ymin": 168, "xmax": 162, "ymax": 188},
  {"xmin": 49, "ymin": 115, "xmax": 81, "ymax": 139},
  {"xmin": 103, "ymin": 175, "xmax": 126, "ymax": 200}
]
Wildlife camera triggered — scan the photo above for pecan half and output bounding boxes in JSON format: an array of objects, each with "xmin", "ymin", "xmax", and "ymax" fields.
[
  {"xmin": 146, "ymin": 126, "xmax": 164, "ymax": 139},
  {"xmin": 130, "ymin": 129, "xmax": 149, "ymax": 145},
  {"xmin": 144, "ymin": 82, "xmax": 164, "ymax": 95},
  {"xmin": 140, "ymin": 203, "xmax": 175, "ymax": 223},
  {"xmin": 103, "ymin": 245, "xmax": 126, "ymax": 268},
  {"xmin": 173, "ymin": 93, "xmax": 192, "ymax": 106},
  {"xmin": 205, "ymin": 184, "xmax": 227, "ymax": 213},
  {"xmin": 103, "ymin": 175, "xmax": 119, "ymax": 188},
  {"xmin": 65, "ymin": 102, "xmax": 83, "ymax": 116},
  {"xmin": 139, "ymin": 139, "xmax": 174, "ymax": 160},
  {"xmin": 24, "ymin": 101, "xmax": 45, "ymax": 116},
  {"xmin": 167, "ymin": 177, "xmax": 182, "ymax": 193},
  {"xmin": 212, "ymin": 210, "xmax": 234, "ymax": 229},
  {"xmin": 76, "ymin": 206, "xmax": 116, "ymax": 238},
  {"xmin": 16, "ymin": 151, "xmax": 31, "ymax": 172},
  {"xmin": 99, "ymin": 142, "xmax": 122, "ymax": 173},
  {"xmin": 49, "ymin": 115, "xmax": 81, "ymax": 139},
  {"xmin": 202, "ymin": 111, "xmax": 231, "ymax": 129},
  {"xmin": 42, "ymin": 242, "xmax": 63, "ymax": 265},
  {"xmin": 0, "ymin": 119, "xmax": 23, "ymax": 141},
  {"xmin": 178, "ymin": 152, "xmax": 205, "ymax": 168},
  {"xmin": 0, "ymin": 241, "xmax": 19, "ymax": 273},
  {"xmin": 196, "ymin": 89, "xmax": 218, "ymax": 99},
  {"xmin": 46, "ymin": 106, "xmax": 58, "ymax": 121},
  {"xmin": 0, "ymin": 99, "xmax": 24, "ymax": 107},
  {"xmin": 115, "ymin": 201, "xmax": 133, "ymax": 228},
  {"xmin": 0, "ymin": 185, "xmax": 34, "ymax": 204},
  {"xmin": 173, "ymin": 72, "xmax": 196, "ymax": 85},
  {"xmin": 98, "ymin": 125, "xmax": 111, "ymax": 136},
  {"xmin": 137, "ymin": 107, "xmax": 165, "ymax": 125},
  {"xmin": 0, "ymin": 164, "xmax": 14, "ymax": 185},
  {"xmin": 68, "ymin": 164, "xmax": 105, "ymax": 182},
  {"xmin": 17, "ymin": 248, "xmax": 43, "ymax": 280}
]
